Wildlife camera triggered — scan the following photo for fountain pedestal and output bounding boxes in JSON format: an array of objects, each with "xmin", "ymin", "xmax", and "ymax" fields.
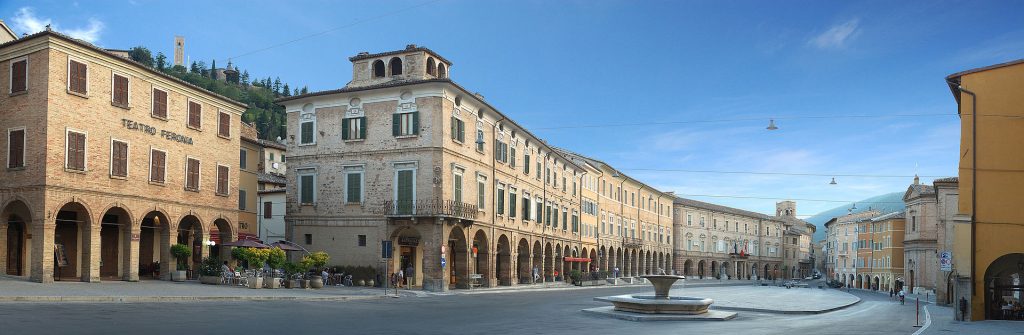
[{"xmin": 583, "ymin": 275, "xmax": 737, "ymax": 321}]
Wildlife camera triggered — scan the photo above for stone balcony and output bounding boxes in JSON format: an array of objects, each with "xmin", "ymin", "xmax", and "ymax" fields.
[{"xmin": 376, "ymin": 199, "xmax": 479, "ymax": 221}]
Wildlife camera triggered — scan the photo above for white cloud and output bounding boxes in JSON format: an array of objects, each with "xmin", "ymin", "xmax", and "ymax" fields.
[
  {"xmin": 809, "ymin": 18, "xmax": 860, "ymax": 49},
  {"xmin": 10, "ymin": 7, "xmax": 104, "ymax": 44}
]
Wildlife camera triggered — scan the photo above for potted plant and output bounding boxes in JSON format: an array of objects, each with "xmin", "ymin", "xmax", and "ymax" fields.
[
  {"xmin": 301, "ymin": 251, "xmax": 330, "ymax": 289},
  {"xmin": 198, "ymin": 257, "xmax": 222, "ymax": 285},
  {"xmin": 170, "ymin": 244, "xmax": 191, "ymax": 282},
  {"xmin": 283, "ymin": 262, "xmax": 303, "ymax": 288},
  {"xmin": 244, "ymin": 248, "xmax": 270, "ymax": 289},
  {"xmin": 264, "ymin": 247, "xmax": 286, "ymax": 289},
  {"xmin": 569, "ymin": 270, "xmax": 583, "ymax": 286}
]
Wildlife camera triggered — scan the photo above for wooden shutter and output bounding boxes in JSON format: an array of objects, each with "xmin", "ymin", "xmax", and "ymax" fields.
[
  {"xmin": 152, "ymin": 89, "xmax": 167, "ymax": 118},
  {"xmin": 69, "ymin": 60, "xmax": 87, "ymax": 94},
  {"xmin": 450, "ymin": 117, "xmax": 456, "ymax": 140},
  {"xmin": 457, "ymin": 120, "xmax": 465, "ymax": 142},
  {"xmin": 359, "ymin": 117, "xmax": 366, "ymax": 139},
  {"xmin": 150, "ymin": 150, "xmax": 165, "ymax": 183},
  {"xmin": 67, "ymin": 132, "xmax": 85, "ymax": 170},
  {"xmin": 412, "ymin": 112, "xmax": 420, "ymax": 135},
  {"xmin": 187, "ymin": 158, "xmax": 200, "ymax": 190},
  {"xmin": 112, "ymin": 141, "xmax": 128, "ymax": 177},
  {"xmin": 392, "ymin": 114, "xmax": 401, "ymax": 136},
  {"xmin": 219, "ymin": 112, "xmax": 230, "ymax": 137},
  {"xmin": 301, "ymin": 121, "xmax": 313, "ymax": 144},
  {"xmin": 11, "ymin": 60, "xmax": 27, "ymax": 93},
  {"xmin": 397, "ymin": 170, "xmax": 413, "ymax": 214},
  {"xmin": 8, "ymin": 129, "xmax": 24, "ymax": 168},
  {"xmin": 347, "ymin": 173, "xmax": 361, "ymax": 203},
  {"xmin": 113, "ymin": 74, "xmax": 128, "ymax": 105},
  {"xmin": 342, "ymin": 118, "xmax": 350, "ymax": 140},
  {"xmin": 301, "ymin": 175, "xmax": 314, "ymax": 203},
  {"xmin": 188, "ymin": 101, "xmax": 201, "ymax": 128},
  {"xmin": 217, "ymin": 165, "xmax": 228, "ymax": 195}
]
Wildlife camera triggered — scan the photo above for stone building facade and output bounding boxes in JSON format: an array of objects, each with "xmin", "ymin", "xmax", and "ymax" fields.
[
  {"xmin": 903, "ymin": 178, "xmax": 939, "ymax": 295},
  {"xmin": 672, "ymin": 198, "xmax": 787, "ymax": 281},
  {"xmin": 824, "ymin": 210, "xmax": 881, "ymax": 287},
  {"xmin": 277, "ymin": 45, "xmax": 672, "ymax": 291},
  {"xmin": 853, "ymin": 211, "xmax": 905, "ymax": 293},
  {"xmin": 0, "ymin": 28, "xmax": 245, "ymax": 282}
]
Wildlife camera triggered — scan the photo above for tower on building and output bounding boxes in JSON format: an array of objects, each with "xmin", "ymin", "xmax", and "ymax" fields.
[
  {"xmin": 174, "ymin": 36, "xmax": 185, "ymax": 66},
  {"xmin": 776, "ymin": 201, "xmax": 797, "ymax": 218}
]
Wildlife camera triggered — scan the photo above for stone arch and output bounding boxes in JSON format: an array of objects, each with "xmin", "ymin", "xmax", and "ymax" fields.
[
  {"xmin": 496, "ymin": 234, "xmax": 512, "ymax": 286},
  {"xmin": 139, "ymin": 210, "xmax": 172, "ymax": 280},
  {"xmin": 543, "ymin": 242, "xmax": 553, "ymax": 282},
  {"xmin": 426, "ymin": 57, "xmax": 436, "ymax": 76},
  {"xmin": 448, "ymin": 225, "xmax": 469, "ymax": 288},
  {"xmin": 599, "ymin": 245, "xmax": 608, "ymax": 272},
  {"xmin": 53, "ymin": 201, "xmax": 94, "ymax": 282},
  {"xmin": 372, "ymin": 60, "xmax": 385, "ymax": 78},
  {"xmin": 589, "ymin": 248, "xmax": 598, "ymax": 273},
  {"xmin": 710, "ymin": 260, "xmax": 718, "ymax": 278},
  {"xmin": 532, "ymin": 239, "xmax": 543, "ymax": 282},
  {"xmin": 210, "ymin": 217, "xmax": 234, "ymax": 263},
  {"xmin": 389, "ymin": 57, "xmax": 403, "ymax": 76},
  {"xmin": 517, "ymin": 238, "xmax": 531, "ymax": 284},
  {"xmin": 2, "ymin": 198, "xmax": 33, "ymax": 277},
  {"xmin": 984, "ymin": 253, "xmax": 1024, "ymax": 319},
  {"xmin": 99, "ymin": 205, "xmax": 133, "ymax": 281},
  {"xmin": 438, "ymin": 63, "xmax": 447, "ymax": 78},
  {"xmin": 176, "ymin": 214, "xmax": 204, "ymax": 278},
  {"xmin": 684, "ymin": 259, "xmax": 693, "ymax": 276},
  {"xmin": 562, "ymin": 244, "xmax": 570, "ymax": 279}
]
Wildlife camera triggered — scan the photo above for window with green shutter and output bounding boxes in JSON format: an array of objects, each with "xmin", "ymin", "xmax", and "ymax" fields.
[
  {"xmin": 451, "ymin": 117, "xmax": 465, "ymax": 143},
  {"xmin": 477, "ymin": 179, "xmax": 485, "ymax": 209},
  {"xmin": 396, "ymin": 169, "xmax": 414, "ymax": 214},
  {"xmin": 346, "ymin": 172, "xmax": 362, "ymax": 203},
  {"xmin": 394, "ymin": 112, "xmax": 419, "ymax": 136},
  {"xmin": 343, "ymin": 117, "xmax": 366, "ymax": 140},
  {"xmin": 453, "ymin": 172, "xmax": 463, "ymax": 202},
  {"xmin": 509, "ymin": 190, "xmax": 517, "ymax": 218},
  {"xmin": 299, "ymin": 173, "xmax": 315, "ymax": 204},
  {"xmin": 562, "ymin": 210, "xmax": 568, "ymax": 230},
  {"xmin": 524, "ymin": 154, "xmax": 530, "ymax": 174},
  {"xmin": 497, "ymin": 187, "xmax": 504, "ymax": 215},
  {"xmin": 300, "ymin": 120, "xmax": 314, "ymax": 144}
]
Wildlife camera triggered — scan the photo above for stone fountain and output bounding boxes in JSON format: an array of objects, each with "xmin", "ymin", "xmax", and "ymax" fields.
[{"xmin": 583, "ymin": 274, "xmax": 737, "ymax": 321}]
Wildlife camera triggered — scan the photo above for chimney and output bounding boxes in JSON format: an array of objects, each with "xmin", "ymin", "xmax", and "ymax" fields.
[{"xmin": 406, "ymin": 44, "xmax": 418, "ymax": 50}]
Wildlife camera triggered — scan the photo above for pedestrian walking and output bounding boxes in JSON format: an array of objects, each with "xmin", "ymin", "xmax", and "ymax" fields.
[
  {"xmin": 898, "ymin": 289, "xmax": 906, "ymax": 305},
  {"xmin": 532, "ymin": 267, "xmax": 540, "ymax": 283},
  {"xmin": 890, "ymin": 288, "xmax": 894, "ymax": 301},
  {"xmin": 405, "ymin": 265, "xmax": 414, "ymax": 289},
  {"xmin": 613, "ymin": 267, "xmax": 619, "ymax": 278},
  {"xmin": 397, "ymin": 269, "xmax": 405, "ymax": 289}
]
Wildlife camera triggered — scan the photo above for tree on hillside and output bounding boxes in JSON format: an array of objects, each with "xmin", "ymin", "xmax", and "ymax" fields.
[
  {"xmin": 190, "ymin": 61, "xmax": 200, "ymax": 73},
  {"xmin": 240, "ymin": 70, "xmax": 250, "ymax": 86},
  {"xmin": 282, "ymin": 83, "xmax": 291, "ymax": 97},
  {"xmin": 300, "ymin": 85, "xmax": 309, "ymax": 94},
  {"xmin": 129, "ymin": 46, "xmax": 154, "ymax": 67},
  {"xmin": 197, "ymin": 61, "xmax": 208, "ymax": 77},
  {"xmin": 273, "ymin": 77, "xmax": 282, "ymax": 95},
  {"xmin": 210, "ymin": 59, "xmax": 217, "ymax": 80},
  {"xmin": 293, "ymin": 88, "xmax": 299, "ymax": 96},
  {"xmin": 155, "ymin": 52, "xmax": 167, "ymax": 71}
]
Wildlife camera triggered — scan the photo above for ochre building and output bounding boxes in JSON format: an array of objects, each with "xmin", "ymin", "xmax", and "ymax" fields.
[{"xmin": 0, "ymin": 27, "xmax": 245, "ymax": 282}]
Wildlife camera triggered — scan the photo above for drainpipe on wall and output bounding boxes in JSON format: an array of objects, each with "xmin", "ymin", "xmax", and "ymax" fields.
[
  {"xmin": 491, "ymin": 115, "xmax": 504, "ymax": 286},
  {"xmin": 949, "ymin": 79, "xmax": 977, "ymax": 298}
]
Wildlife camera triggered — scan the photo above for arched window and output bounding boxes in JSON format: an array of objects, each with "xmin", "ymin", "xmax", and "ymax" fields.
[
  {"xmin": 437, "ymin": 63, "xmax": 447, "ymax": 78},
  {"xmin": 372, "ymin": 60, "xmax": 385, "ymax": 78},
  {"xmin": 426, "ymin": 58, "xmax": 436, "ymax": 76},
  {"xmin": 389, "ymin": 57, "xmax": 403, "ymax": 76}
]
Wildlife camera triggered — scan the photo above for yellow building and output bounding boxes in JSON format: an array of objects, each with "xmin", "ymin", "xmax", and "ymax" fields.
[{"xmin": 946, "ymin": 59, "xmax": 1024, "ymax": 321}]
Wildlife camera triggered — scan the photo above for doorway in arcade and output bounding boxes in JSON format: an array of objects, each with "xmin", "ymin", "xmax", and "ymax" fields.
[{"xmin": 391, "ymin": 226, "xmax": 423, "ymax": 288}]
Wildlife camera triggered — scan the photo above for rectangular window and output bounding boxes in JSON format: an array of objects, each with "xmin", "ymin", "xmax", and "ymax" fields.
[
  {"xmin": 66, "ymin": 130, "xmax": 86, "ymax": 171},
  {"xmin": 510, "ymin": 147, "xmax": 516, "ymax": 168},
  {"xmin": 509, "ymin": 189, "xmax": 517, "ymax": 218},
  {"xmin": 477, "ymin": 179, "xmax": 486, "ymax": 210},
  {"xmin": 152, "ymin": 88, "xmax": 168, "ymax": 119},
  {"xmin": 496, "ymin": 185, "xmax": 505, "ymax": 215},
  {"xmin": 217, "ymin": 165, "xmax": 229, "ymax": 195},
  {"xmin": 187, "ymin": 100, "xmax": 202, "ymax": 129},
  {"xmin": 238, "ymin": 189, "xmax": 247, "ymax": 210},
  {"xmin": 358, "ymin": 235, "xmax": 367, "ymax": 246},
  {"xmin": 453, "ymin": 171, "xmax": 463, "ymax": 202},
  {"xmin": 7, "ymin": 128, "xmax": 25, "ymax": 169},
  {"xmin": 343, "ymin": 117, "xmax": 366, "ymax": 140},
  {"xmin": 112, "ymin": 73, "xmax": 129, "ymax": 106},
  {"xmin": 149, "ymin": 149, "xmax": 166, "ymax": 183},
  {"xmin": 304, "ymin": 234, "xmax": 313, "ymax": 245},
  {"xmin": 450, "ymin": 117, "xmax": 465, "ymax": 142},
  {"xmin": 239, "ymin": 149, "xmax": 247, "ymax": 170},
  {"xmin": 298, "ymin": 169, "xmax": 316, "ymax": 204},
  {"xmin": 185, "ymin": 158, "xmax": 200, "ymax": 191},
  {"xmin": 10, "ymin": 58, "xmax": 27, "ymax": 94},
  {"xmin": 522, "ymin": 194, "xmax": 530, "ymax": 220},
  {"xmin": 218, "ymin": 112, "xmax": 231, "ymax": 137},
  {"xmin": 300, "ymin": 119, "xmax": 315, "ymax": 145},
  {"xmin": 68, "ymin": 59, "xmax": 87, "ymax": 94},
  {"xmin": 535, "ymin": 200, "xmax": 543, "ymax": 222},
  {"xmin": 110, "ymin": 140, "xmax": 128, "ymax": 177},
  {"xmin": 345, "ymin": 170, "xmax": 363, "ymax": 203},
  {"xmin": 395, "ymin": 169, "xmax": 415, "ymax": 215},
  {"xmin": 476, "ymin": 127, "xmax": 485, "ymax": 151},
  {"xmin": 562, "ymin": 209, "xmax": 567, "ymax": 230},
  {"xmin": 524, "ymin": 154, "xmax": 530, "ymax": 175},
  {"xmin": 393, "ymin": 112, "xmax": 419, "ymax": 136},
  {"xmin": 263, "ymin": 201, "xmax": 272, "ymax": 219},
  {"xmin": 562, "ymin": 177, "xmax": 567, "ymax": 192}
]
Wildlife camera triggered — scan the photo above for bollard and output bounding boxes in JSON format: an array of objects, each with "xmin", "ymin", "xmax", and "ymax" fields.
[{"xmin": 913, "ymin": 297, "xmax": 922, "ymax": 328}]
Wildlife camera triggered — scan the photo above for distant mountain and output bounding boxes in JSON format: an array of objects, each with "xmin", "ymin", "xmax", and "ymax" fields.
[{"xmin": 805, "ymin": 192, "xmax": 905, "ymax": 241}]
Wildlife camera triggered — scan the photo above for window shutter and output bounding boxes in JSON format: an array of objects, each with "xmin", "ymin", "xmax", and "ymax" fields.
[
  {"xmin": 458, "ymin": 120, "xmax": 465, "ymax": 142},
  {"xmin": 219, "ymin": 112, "xmax": 230, "ymax": 137},
  {"xmin": 359, "ymin": 117, "xmax": 366, "ymax": 139},
  {"xmin": 11, "ymin": 60, "xmax": 26, "ymax": 93},
  {"xmin": 9, "ymin": 129, "xmax": 24, "ymax": 168},
  {"xmin": 450, "ymin": 117, "xmax": 456, "ymax": 140},
  {"xmin": 392, "ymin": 114, "xmax": 401, "ymax": 136},
  {"xmin": 411, "ymin": 112, "xmax": 420, "ymax": 135},
  {"xmin": 347, "ymin": 173, "xmax": 361, "ymax": 203},
  {"xmin": 78, "ymin": 62, "xmax": 88, "ymax": 92},
  {"xmin": 153, "ymin": 89, "xmax": 167, "ymax": 118},
  {"xmin": 342, "ymin": 118, "xmax": 350, "ymax": 140},
  {"xmin": 301, "ymin": 122, "xmax": 314, "ymax": 144}
]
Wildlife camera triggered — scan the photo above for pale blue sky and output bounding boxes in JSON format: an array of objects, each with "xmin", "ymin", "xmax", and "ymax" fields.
[{"xmin": 5, "ymin": 0, "xmax": 1023, "ymax": 218}]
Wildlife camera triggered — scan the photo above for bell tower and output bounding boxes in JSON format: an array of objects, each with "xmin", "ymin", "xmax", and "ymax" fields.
[
  {"xmin": 346, "ymin": 44, "xmax": 451, "ymax": 89},
  {"xmin": 776, "ymin": 201, "xmax": 797, "ymax": 218},
  {"xmin": 173, "ymin": 35, "xmax": 185, "ymax": 66}
]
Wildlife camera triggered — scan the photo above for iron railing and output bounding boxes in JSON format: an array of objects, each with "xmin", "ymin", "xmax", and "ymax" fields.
[
  {"xmin": 377, "ymin": 199, "xmax": 479, "ymax": 220},
  {"xmin": 622, "ymin": 237, "xmax": 643, "ymax": 248}
]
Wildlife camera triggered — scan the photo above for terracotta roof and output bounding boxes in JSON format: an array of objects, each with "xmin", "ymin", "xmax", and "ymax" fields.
[
  {"xmin": 933, "ymin": 176, "xmax": 958, "ymax": 183},
  {"xmin": 258, "ymin": 172, "xmax": 287, "ymax": 185},
  {"xmin": 259, "ymin": 139, "xmax": 287, "ymax": 151},
  {"xmin": 348, "ymin": 45, "xmax": 453, "ymax": 65},
  {"xmin": 258, "ymin": 188, "xmax": 285, "ymax": 194},
  {"xmin": 0, "ymin": 29, "xmax": 248, "ymax": 109},
  {"xmin": 872, "ymin": 211, "xmax": 905, "ymax": 222}
]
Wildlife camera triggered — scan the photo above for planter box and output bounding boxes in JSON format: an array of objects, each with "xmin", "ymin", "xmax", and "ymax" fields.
[
  {"xmin": 286, "ymin": 279, "xmax": 299, "ymax": 289},
  {"xmin": 171, "ymin": 270, "xmax": 188, "ymax": 282},
  {"xmin": 298, "ymin": 279, "xmax": 309, "ymax": 289},
  {"xmin": 200, "ymin": 276, "xmax": 221, "ymax": 285},
  {"xmin": 309, "ymin": 276, "xmax": 324, "ymax": 289},
  {"xmin": 248, "ymin": 277, "xmax": 264, "ymax": 289},
  {"xmin": 580, "ymin": 280, "xmax": 606, "ymax": 287},
  {"xmin": 265, "ymin": 278, "xmax": 282, "ymax": 289}
]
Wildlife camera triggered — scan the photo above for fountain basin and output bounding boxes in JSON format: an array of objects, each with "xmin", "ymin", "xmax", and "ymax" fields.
[{"xmin": 597, "ymin": 295, "xmax": 714, "ymax": 314}]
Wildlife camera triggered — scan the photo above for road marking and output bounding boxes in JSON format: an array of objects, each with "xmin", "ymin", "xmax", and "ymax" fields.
[{"xmin": 911, "ymin": 305, "xmax": 932, "ymax": 335}]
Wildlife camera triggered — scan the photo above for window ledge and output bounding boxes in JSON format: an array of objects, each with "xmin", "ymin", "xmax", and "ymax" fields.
[
  {"xmin": 184, "ymin": 188, "xmax": 200, "ymax": 193},
  {"xmin": 395, "ymin": 135, "xmax": 418, "ymax": 139},
  {"xmin": 151, "ymin": 114, "xmax": 168, "ymax": 122},
  {"xmin": 111, "ymin": 102, "xmax": 131, "ymax": 110},
  {"xmin": 218, "ymin": 134, "xmax": 231, "ymax": 140},
  {"xmin": 65, "ymin": 168, "xmax": 88, "ymax": 174},
  {"xmin": 344, "ymin": 139, "xmax": 365, "ymax": 143},
  {"xmin": 297, "ymin": 142, "xmax": 316, "ymax": 147},
  {"xmin": 8, "ymin": 90, "xmax": 27, "ymax": 97},
  {"xmin": 109, "ymin": 175, "xmax": 128, "ymax": 180},
  {"xmin": 187, "ymin": 125, "xmax": 202, "ymax": 132},
  {"xmin": 6, "ymin": 166, "xmax": 25, "ymax": 171},
  {"xmin": 66, "ymin": 89, "xmax": 88, "ymax": 98},
  {"xmin": 149, "ymin": 181, "xmax": 166, "ymax": 186},
  {"xmin": 216, "ymin": 192, "xmax": 229, "ymax": 197}
]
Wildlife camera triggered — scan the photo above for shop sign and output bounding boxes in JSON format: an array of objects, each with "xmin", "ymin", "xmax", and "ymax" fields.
[
  {"xmin": 122, "ymin": 119, "xmax": 194, "ymax": 145},
  {"xmin": 398, "ymin": 236, "xmax": 420, "ymax": 246}
]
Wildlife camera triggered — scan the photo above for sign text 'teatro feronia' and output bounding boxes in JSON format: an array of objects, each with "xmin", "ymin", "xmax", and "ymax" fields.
[{"xmin": 122, "ymin": 118, "xmax": 195, "ymax": 145}]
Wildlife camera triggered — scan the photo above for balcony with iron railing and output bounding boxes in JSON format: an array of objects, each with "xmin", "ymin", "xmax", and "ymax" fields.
[
  {"xmin": 376, "ymin": 199, "xmax": 479, "ymax": 221},
  {"xmin": 622, "ymin": 237, "xmax": 643, "ymax": 248}
]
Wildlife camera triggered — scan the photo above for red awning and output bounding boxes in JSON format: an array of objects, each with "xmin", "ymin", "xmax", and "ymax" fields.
[
  {"xmin": 564, "ymin": 257, "xmax": 592, "ymax": 262},
  {"xmin": 210, "ymin": 232, "xmax": 260, "ymax": 244}
]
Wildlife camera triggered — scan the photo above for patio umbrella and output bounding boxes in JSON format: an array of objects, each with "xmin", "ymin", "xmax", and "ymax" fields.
[
  {"xmin": 220, "ymin": 239, "xmax": 271, "ymax": 248},
  {"xmin": 269, "ymin": 241, "xmax": 303, "ymax": 251}
]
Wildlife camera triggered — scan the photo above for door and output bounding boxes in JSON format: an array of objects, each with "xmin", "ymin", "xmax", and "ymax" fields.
[
  {"xmin": 6, "ymin": 222, "xmax": 23, "ymax": 276},
  {"xmin": 100, "ymin": 224, "xmax": 119, "ymax": 278}
]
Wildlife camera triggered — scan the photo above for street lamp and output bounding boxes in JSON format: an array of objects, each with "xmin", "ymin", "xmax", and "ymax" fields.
[
  {"xmin": 767, "ymin": 119, "xmax": 779, "ymax": 131},
  {"xmin": 829, "ymin": 177, "xmax": 837, "ymax": 185}
]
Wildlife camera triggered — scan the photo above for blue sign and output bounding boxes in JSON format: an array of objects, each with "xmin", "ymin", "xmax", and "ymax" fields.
[
  {"xmin": 382, "ymin": 241, "xmax": 393, "ymax": 259},
  {"xmin": 441, "ymin": 257, "xmax": 447, "ymax": 268}
]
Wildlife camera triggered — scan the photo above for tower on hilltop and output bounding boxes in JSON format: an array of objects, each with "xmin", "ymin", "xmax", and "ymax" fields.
[{"xmin": 174, "ymin": 36, "xmax": 185, "ymax": 66}]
